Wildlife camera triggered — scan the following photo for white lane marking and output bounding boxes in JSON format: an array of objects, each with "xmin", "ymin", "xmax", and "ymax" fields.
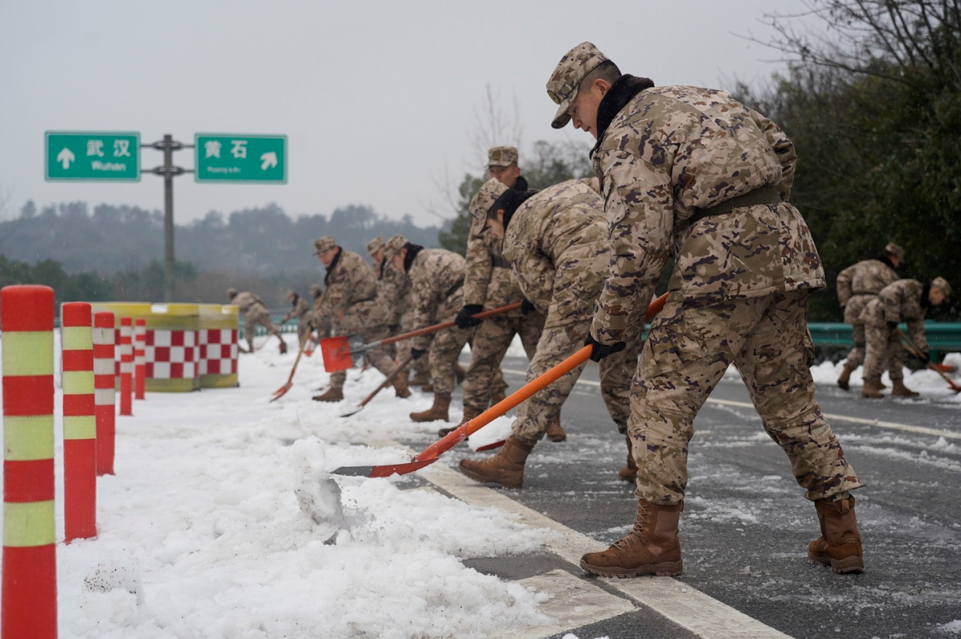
[
  {"xmin": 419, "ymin": 462, "xmax": 791, "ymax": 639},
  {"xmin": 503, "ymin": 368, "xmax": 961, "ymax": 442},
  {"xmin": 514, "ymin": 570, "xmax": 636, "ymax": 639}
]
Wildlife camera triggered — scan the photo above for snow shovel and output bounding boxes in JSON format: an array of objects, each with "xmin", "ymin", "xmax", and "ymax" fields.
[
  {"xmin": 339, "ymin": 354, "xmax": 416, "ymax": 418},
  {"xmin": 332, "ymin": 292, "xmax": 668, "ymax": 478},
  {"xmin": 320, "ymin": 302, "xmax": 522, "ymax": 372},
  {"xmin": 898, "ymin": 329, "xmax": 961, "ymax": 393},
  {"xmin": 270, "ymin": 337, "xmax": 309, "ymax": 401}
]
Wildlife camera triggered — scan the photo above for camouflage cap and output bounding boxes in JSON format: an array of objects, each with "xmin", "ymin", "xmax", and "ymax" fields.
[
  {"xmin": 366, "ymin": 236, "xmax": 385, "ymax": 256},
  {"xmin": 226, "ymin": 287, "xmax": 237, "ymax": 298},
  {"xmin": 381, "ymin": 233, "xmax": 409, "ymax": 263},
  {"xmin": 884, "ymin": 242, "xmax": 905, "ymax": 260},
  {"xmin": 931, "ymin": 276, "xmax": 952, "ymax": 298},
  {"xmin": 313, "ymin": 236, "xmax": 337, "ymax": 255},
  {"xmin": 469, "ymin": 178, "xmax": 509, "ymax": 221},
  {"xmin": 488, "ymin": 146, "xmax": 518, "ymax": 168},
  {"xmin": 288, "ymin": 289, "xmax": 298, "ymax": 297},
  {"xmin": 547, "ymin": 41, "xmax": 610, "ymax": 129}
]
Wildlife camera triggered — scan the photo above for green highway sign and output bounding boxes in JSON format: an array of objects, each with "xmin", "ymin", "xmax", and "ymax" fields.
[
  {"xmin": 45, "ymin": 131, "xmax": 140, "ymax": 181},
  {"xmin": 194, "ymin": 134, "xmax": 287, "ymax": 183}
]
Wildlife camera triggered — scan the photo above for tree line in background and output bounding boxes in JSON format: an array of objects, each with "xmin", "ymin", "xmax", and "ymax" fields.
[{"xmin": 0, "ymin": 201, "xmax": 439, "ymax": 307}]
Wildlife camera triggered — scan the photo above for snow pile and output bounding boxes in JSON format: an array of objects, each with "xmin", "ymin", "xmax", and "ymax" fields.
[{"xmin": 0, "ymin": 334, "xmax": 556, "ymax": 638}]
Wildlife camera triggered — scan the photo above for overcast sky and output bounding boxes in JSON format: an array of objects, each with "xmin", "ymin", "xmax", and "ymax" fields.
[{"xmin": 0, "ymin": 1, "xmax": 811, "ymax": 228}]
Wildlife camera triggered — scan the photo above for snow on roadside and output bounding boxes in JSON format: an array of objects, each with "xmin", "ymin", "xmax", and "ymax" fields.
[{"xmin": 1, "ymin": 334, "xmax": 557, "ymax": 638}]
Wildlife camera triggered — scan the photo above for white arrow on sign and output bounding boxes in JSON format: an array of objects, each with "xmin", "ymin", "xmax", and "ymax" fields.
[
  {"xmin": 260, "ymin": 151, "xmax": 278, "ymax": 171},
  {"xmin": 57, "ymin": 147, "xmax": 76, "ymax": 169}
]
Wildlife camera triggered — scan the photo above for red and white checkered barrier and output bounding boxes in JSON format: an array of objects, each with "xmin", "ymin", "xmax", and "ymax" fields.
[
  {"xmin": 199, "ymin": 328, "xmax": 239, "ymax": 376},
  {"xmin": 145, "ymin": 329, "xmax": 198, "ymax": 381}
]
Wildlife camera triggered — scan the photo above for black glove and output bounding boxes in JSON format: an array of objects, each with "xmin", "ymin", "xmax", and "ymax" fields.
[
  {"xmin": 584, "ymin": 334, "xmax": 626, "ymax": 362},
  {"xmin": 454, "ymin": 304, "xmax": 484, "ymax": 329},
  {"xmin": 410, "ymin": 347, "xmax": 426, "ymax": 360},
  {"xmin": 521, "ymin": 298, "xmax": 537, "ymax": 314},
  {"xmin": 887, "ymin": 321, "xmax": 899, "ymax": 330},
  {"xmin": 918, "ymin": 350, "xmax": 930, "ymax": 366}
]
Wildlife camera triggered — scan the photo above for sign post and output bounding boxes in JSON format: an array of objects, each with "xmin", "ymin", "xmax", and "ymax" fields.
[
  {"xmin": 45, "ymin": 132, "xmax": 140, "ymax": 181},
  {"xmin": 194, "ymin": 134, "xmax": 287, "ymax": 183}
]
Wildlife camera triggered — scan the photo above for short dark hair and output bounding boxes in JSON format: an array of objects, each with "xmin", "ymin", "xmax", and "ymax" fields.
[{"xmin": 579, "ymin": 60, "xmax": 622, "ymax": 93}]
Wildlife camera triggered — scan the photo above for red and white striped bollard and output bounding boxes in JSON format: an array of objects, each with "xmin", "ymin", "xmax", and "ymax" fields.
[
  {"xmin": 118, "ymin": 317, "xmax": 133, "ymax": 416},
  {"xmin": 134, "ymin": 318, "xmax": 146, "ymax": 400},
  {"xmin": 93, "ymin": 312, "xmax": 116, "ymax": 476}
]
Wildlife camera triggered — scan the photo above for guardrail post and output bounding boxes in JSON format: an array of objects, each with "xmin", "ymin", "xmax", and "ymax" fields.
[
  {"xmin": 134, "ymin": 318, "xmax": 146, "ymax": 400},
  {"xmin": 93, "ymin": 312, "xmax": 116, "ymax": 476},
  {"xmin": 61, "ymin": 302, "xmax": 97, "ymax": 542},
  {"xmin": 1, "ymin": 285, "xmax": 58, "ymax": 638},
  {"xmin": 119, "ymin": 317, "xmax": 133, "ymax": 416}
]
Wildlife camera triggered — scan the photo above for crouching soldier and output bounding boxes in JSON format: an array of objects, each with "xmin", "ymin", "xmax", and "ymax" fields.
[
  {"xmin": 227, "ymin": 287, "xmax": 287, "ymax": 354},
  {"xmin": 458, "ymin": 178, "xmax": 640, "ymax": 488},
  {"xmin": 312, "ymin": 236, "xmax": 410, "ymax": 402},
  {"xmin": 383, "ymin": 234, "xmax": 473, "ymax": 423},
  {"xmin": 859, "ymin": 276, "xmax": 951, "ymax": 398}
]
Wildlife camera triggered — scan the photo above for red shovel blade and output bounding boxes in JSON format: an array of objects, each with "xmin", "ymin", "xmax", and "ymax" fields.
[
  {"xmin": 320, "ymin": 335, "xmax": 354, "ymax": 372},
  {"xmin": 270, "ymin": 382, "xmax": 293, "ymax": 402},
  {"xmin": 332, "ymin": 457, "xmax": 438, "ymax": 478},
  {"xmin": 932, "ymin": 363, "xmax": 957, "ymax": 374}
]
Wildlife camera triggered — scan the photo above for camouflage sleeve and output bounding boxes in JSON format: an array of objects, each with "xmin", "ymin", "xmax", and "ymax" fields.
[
  {"xmin": 749, "ymin": 108, "xmax": 796, "ymax": 201},
  {"xmin": 463, "ymin": 217, "xmax": 493, "ymax": 307},
  {"xmin": 506, "ymin": 243, "xmax": 554, "ymax": 315},
  {"xmin": 880, "ymin": 284, "xmax": 903, "ymax": 325},
  {"xmin": 410, "ymin": 275, "xmax": 438, "ymax": 352},
  {"xmin": 591, "ymin": 149, "xmax": 673, "ymax": 344},
  {"xmin": 836, "ymin": 265, "xmax": 855, "ymax": 307}
]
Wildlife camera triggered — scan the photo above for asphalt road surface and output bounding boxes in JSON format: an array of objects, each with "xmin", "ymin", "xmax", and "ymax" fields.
[{"xmin": 391, "ymin": 354, "xmax": 961, "ymax": 639}]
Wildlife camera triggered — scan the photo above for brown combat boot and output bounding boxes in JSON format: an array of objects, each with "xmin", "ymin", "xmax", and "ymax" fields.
[
  {"xmin": 837, "ymin": 364, "xmax": 853, "ymax": 391},
  {"xmin": 546, "ymin": 416, "xmax": 567, "ymax": 442},
  {"xmin": 890, "ymin": 379, "xmax": 919, "ymax": 398},
  {"xmin": 861, "ymin": 376, "xmax": 884, "ymax": 399},
  {"xmin": 438, "ymin": 406, "xmax": 483, "ymax": 437},
  {"xmin": 618, "ymin": 435, "xmax": 638, "ymax": 482},
  {"xmin": 393, "ymin": 373, "xmax": 412, "ymax": 399},
  {"xmin": 808, "ymin": 496, "xmax": 863, "ymax": 574},
  {"xmin": 458, "ymin": 436, "xmax": 534, "ymax": 488},
  {"xmin": 312, "ymin": 386, "xmax": 344, "ymax": 402},
  {"xmin": 410, "ymin": 392, "xmax": 451, "ymax": 423},
  {"xmin": 580, "ymin": 499, "xmax": 684, "ymax": 578}
]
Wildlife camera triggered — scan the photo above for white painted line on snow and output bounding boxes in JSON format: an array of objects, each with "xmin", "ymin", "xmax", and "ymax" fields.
[
  {"xmin": 503, "ymin": 368, "xmax": 961, "ymax": 441},
  {"xmin": 418, "ymin": 462, "xmax": 791, "ymax": 639}
]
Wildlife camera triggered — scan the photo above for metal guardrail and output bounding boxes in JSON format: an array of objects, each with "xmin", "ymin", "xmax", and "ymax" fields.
[{"xmin": 808, "ymin": 322, "xmax": 961, "ymax": 359}]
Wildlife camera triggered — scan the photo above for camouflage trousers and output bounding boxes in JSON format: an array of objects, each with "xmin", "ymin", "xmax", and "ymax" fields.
[
  {"xmin": 244, "ymin": 308, "xmax": 283, "ymax": 346},
  {"xmin": 512, "ymin": 320, "xmax": 638, "ymax": 443},
  {"xmin": 862, "ymin": 323, "xmax": 904, "ymax": 383},
  {"xmin": 429, "ymin": 324, "xmax": 474, "ymax": 395},
  {"xmin": 630, "ymin": 289, "xmax": 864, "ymax": 505},
  {"xmin": 462, "ymin": 307, "xmax": 545, "ymax": 414},
  {"xmin": 394, "ymin": 310, "xmax": 431, "ymax": 381},
  {"xmin": 296, "ymin": 320, "xmax": 312, "ymax": 349},
  {"xmin": 329, "ymin": 324, "xmax": 397, "ymax": 390},
  {"xmin": 843, "ymin": 321, "xmax": 867, "ymax": 369}
]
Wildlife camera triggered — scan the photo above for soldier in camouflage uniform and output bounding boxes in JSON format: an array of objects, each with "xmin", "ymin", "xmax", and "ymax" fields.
[
  {"xmin": 859, "ymin": 277, "xmax": 951, "ymax": 398},
  {"xmin": 367, "ymin": 236, "xmax": 432, "ymax": 386},
  {"xmin": 282, "ymin": 290, "xmax": 313, "ymax": 349},
  {"xmin": 383, "ymin": 234, "xmax": 473, "ymax": 423},
  {"xmin": 835, "ymin": 243, "xmax": 904, "ymax": 390},
  {"xmin": 547, "ymin": 42, "xmax": 865, "ymax": 578},
  {"xmin": 458, "ymin": 178, "xmax": 641, "ymax": 488},
  {"xmin": 227, "ymin": 288, "xmax": 287, "ymax": 354},
  {"xmin": 448, "ymin": 147, "xmax": 555, "ymax": 439},
  {"xmin": 311, "ymin": 236, "xmax": 410, "ymax": 402}
]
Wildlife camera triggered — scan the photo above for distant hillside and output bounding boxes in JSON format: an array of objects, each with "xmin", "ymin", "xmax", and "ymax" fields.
[{"xmin": 0, "ymin": 200, "xmax": 442, "ymax": 277}]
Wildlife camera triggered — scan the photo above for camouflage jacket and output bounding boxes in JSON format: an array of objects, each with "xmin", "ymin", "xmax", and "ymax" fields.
[
  {"xmin": 405, "ymin": 248, "xmax": 467, "ymax": 350},
  {"xmin": 836, "ymin": 258, "xmax": 899, "ymax": 325},
  {"xmin": 232, "ymin": 291, "xmax": 269, "ymax": 319},
  {"xmin": 860, "ymin": 279, "xmax": 929, "ymax": 350},
  {"xmin": 284, "ymin": 296, "xmax": 311, "ymax": 323},
  {"xmin": 503, "ymin": 180, "xmax": 610, "ymax": 329},
  {"xmin": 590, "ymin": 83, "xmax": 825, "ymax": 343},
  {"xmin": 317, "ymin": 249, "xmax": 388, "ymax": 332},
  {"xmin": 463, "ymin": 214, "xmax": 526, "ymax": 309},
  {"xmin": 372, "ymin": 258, "xmax": 411, "ymax": 327}
]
